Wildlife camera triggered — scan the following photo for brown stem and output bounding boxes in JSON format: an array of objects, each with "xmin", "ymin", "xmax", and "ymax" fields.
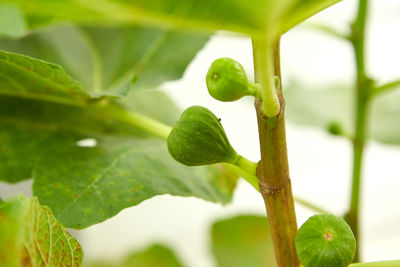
[{"xmin": 253, "ymin": 38, "xmax": 300, "ymax": 267}]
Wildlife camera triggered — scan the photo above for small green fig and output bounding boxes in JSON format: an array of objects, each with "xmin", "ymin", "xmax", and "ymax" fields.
[
  {"xmin": 295, "ymin": 214, "xmax": 356, "ymax": 267},
  {"xmin": 327, "ymin": 122, "xmax": 344, "ymax": 136},
  {"xmin": 206, "ymin": 58, "xmax": 260, "ymax": 101},
  {"xmin": 167, "ymin": 106, "xmax": 238, "ymax": 166}
]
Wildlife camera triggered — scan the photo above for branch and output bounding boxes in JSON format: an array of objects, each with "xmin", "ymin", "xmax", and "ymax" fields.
[
  {"xmin": 303, "ymin": 22, "xmax": 350, "ymax": 41},
  {"xmin": 371, "ymin": 79, "xmax": 400, "ymax": 96}
]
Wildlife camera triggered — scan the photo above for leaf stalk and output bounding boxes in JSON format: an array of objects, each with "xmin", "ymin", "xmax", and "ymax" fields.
[{"xmin": 252, "ymin": 37, "xmax": 300, "ymax": 267}]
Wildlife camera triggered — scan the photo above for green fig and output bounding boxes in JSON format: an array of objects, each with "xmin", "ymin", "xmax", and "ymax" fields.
[
  {"xmin": 206, "ymin": 58, "xmax": 260, "ymax": 101},
  {"xmin": 295, "ymin": 214, "xmax": 356, "ymax": 267},
  {"xmin": 167, "ymin": 105, "xmax": 257, "ymax": 177},
  {"xmin": 327, "ymin": 122, "xmax": 344, "ymax": 136},
  {"xmin": 167, "ymin": 106, "xmax": 237, "ymax": 166}
]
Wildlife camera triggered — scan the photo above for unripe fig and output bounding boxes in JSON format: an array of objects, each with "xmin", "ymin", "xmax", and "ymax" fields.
[
  {"xmin": 327, "ymin": 122, "xmax": 344, "ymax": 136},
  {"xmin": 295, "ymin": 214, "xmax": 356, "ymax": 267},
  {"xmin": 167, "ymin": 106, "xmax": 238, "ymax": 166},
  {"xmin": 206, "ymin": 58, "xmax": 260, "ymax": 101}
]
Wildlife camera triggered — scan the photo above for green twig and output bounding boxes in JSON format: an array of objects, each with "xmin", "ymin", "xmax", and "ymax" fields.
[
  {"xmin": 345, "ymin": 0, "xmax": 372, "ymax": 262},
  {"xmin": 371, "ymin": 79, "xmax": 400, "ymax": 96},
  {"xmin": 294, "ymin": 197, "xmax": 332, "ymax": 214},
  {"xmin": 303, "ymin": 22, "xmax": 350, "ymax": 40}
]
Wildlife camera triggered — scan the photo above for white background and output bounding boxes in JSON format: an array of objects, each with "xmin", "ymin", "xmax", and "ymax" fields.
[{"xmin": 1, "ymin": 0, "xmax": 400, "ymax": 266}]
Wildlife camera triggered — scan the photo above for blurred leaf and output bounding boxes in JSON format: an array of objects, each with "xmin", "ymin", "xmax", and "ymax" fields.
[
  {"xmin": 0, "ymin": 24, "xmax": 209, "ymax": 97},
  {"xmin": 284, "ymin": 83, "xmax": 353, "ymax": 134},
  {"xmin": 87, "ymin": 244, "xmax": 184, "ymax": 267},
  {"xmin": 2, "ymin": 0, "xmax": 340, "ymax": 37},
  {"xmin": 211, "ymin": 215, "xmax": 276, "ymax": 267},
  {"xmin": 370, "ymin": 90, "xmax": 400, "ymax": 145},
  {"xmin": 0, "ymin": 196, "xmax": 83, "ymax": 267},
  {"xmin": 0, "ymin": 3, "xmax": 26, "ymax": 37},
  {"xmin": 285, "ymin": 82, "xmax": 400, "ymax": 145},
  {"xmin": 0, "ymin": 196, "xmax": 26, "ymax": 267}
]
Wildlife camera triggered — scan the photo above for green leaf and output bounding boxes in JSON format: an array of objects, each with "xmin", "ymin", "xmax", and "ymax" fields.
[
  {"xmin": 86, "ymin": 244, "xmax": 185, "ymax": 267},
  {"xmin": 285, "ymin": 82, "xmax": 400, "ymax": 145},
  {"xmin": 0, "ymin": 196, "xmax": 83, "ymax": 267},
  {"xmin": 211, "ymin": 215, "xmax": 276, "ymax": 267},
  {"xmin": 33, "ymin": 135, "xmax": 236, "ymax": 229},
  {"xmin": 3, "ymin": 0, "xmax": 341, "ymax": 37},
  {"xmin": 0, "ymin": 50, "xmax": 89, "ymax": 105},
  {"xmin": 0, "ymin": 95, "xmax": 139, "ymax": 183},
  {"xmin": 0, "ymin": 3, "xmax": 26, "ymax": 37},
  {"xmin": 0, "ymin": 196, "xmax": 26, "ymax": 266},
  {"xmin": 280, "ymin": 0, "xmax": 342, "ymax": 33},
  {"xmin": 0, "ymin": 90, "xmax": 236, "ymax": 227},
  {"xmin": 0, "ymin": 24, "xmax": 209, "ymax": 97}
]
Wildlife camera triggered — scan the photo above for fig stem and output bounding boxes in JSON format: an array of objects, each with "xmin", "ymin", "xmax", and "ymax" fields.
[
  {"xmin": 222, "ymin": 163, "xmax": 260, "ymax": 191},
  {"xmin": 234, "ymin": 155, "xmax": 258, "ymax": 175},
  {"xmin": 252, "ymin": 37, "xmax": 280, "ymax": 117},
  {"xmin": 247, "ymin": 82, "xmax": 262, "ymax": 99},
  {"xmin": 113, "ymin": 107, "xmax": 172, "ymax": 140}
]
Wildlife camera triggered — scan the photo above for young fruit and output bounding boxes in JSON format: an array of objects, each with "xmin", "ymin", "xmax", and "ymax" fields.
[
  {"xmin": 167, "ymin": 105, "xmax": 237, "ymax": 166},
  {"xmin": 327, "ymin": 122, "xmax": 344, "ymax": 136},
  {"xmin": 206, "ymin": 58, "xmax": 260, "ymax": 101},
  {"xmin": 295, "ymin": 214, "xmax": 356, "ymax": 267}
]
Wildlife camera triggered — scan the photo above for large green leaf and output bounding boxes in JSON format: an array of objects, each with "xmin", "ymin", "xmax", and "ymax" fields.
[
  {"xmin": 0, "ymin": 196, "xmax": 83, "ymax": 267},
  {"xmin": 285, "ymin": 83, "xmax": 400, "ymax": 145},
  {"xmin": 0, "ymin": 90, "xmax": 237, "ymax": 227},
  {"xmin": 0, "ymin": 95, "xmax": 140, "ymax": 183},
  {"xmin": 0, "ymin": 24, "xmax": 209, "ymax": 97},
  {"xmin": 33, "ymin": 135, "xmax": 236, "ymax": 229},
  {"xmin": 0, "ymin": 50, "xmax": 88, "ymax": 104},
  {"xmin": 86, "ymin": 244, "xmax": 184, "ymax": 267},
  {"xmin": 3, "ymin": 0, "xmax": 341, "ymax": 37},
  {"xmin": 280, "ymin": 0, "xmax": 342, "ymax": 33},
  {"xmin": 211, "ymin": 215, "xmax": 276, "ymax": 267}
]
